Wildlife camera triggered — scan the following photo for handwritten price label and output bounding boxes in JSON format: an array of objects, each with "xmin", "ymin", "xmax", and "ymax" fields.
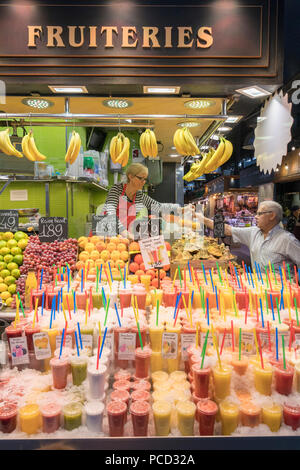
[
  {"xmin": 0, "ymin": 210, "xmax": 18, "ymax": 232},
  {"xmin": 39, "ymin": 217, "xmax": 68, "ymax": 242}
]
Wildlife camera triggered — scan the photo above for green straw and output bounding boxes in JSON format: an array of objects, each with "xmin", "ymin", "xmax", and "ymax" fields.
[
  {"xmin": 136, "ymin": 321, "xmax": 144, "ymax": 350},
  {"xmin": 178, "ymin": 265, "xmax": 182, "ymax": 288},
  {"xmin": 104, "ymin": 298, "xmax": 110, "ymax": 326},
  {"xmin": 239, "ymin": 327, "xmax": 242, "ymax": 361},
  {"xmin": 118, "ymin": 264, "xmax": 124, "ymax": 283},
  {"xmin": 275, "ymin": 297, "xmax": 281, "ymax": 324},
  {"xmin": 282, "ymin": 334, "xmax": 286, "ymax": 370},
  {"xmin": 272, "ymin": 263, "xmax": 277, "ymax": 285},
  {"xmin": 294, "ymin": 297, "xmax": 299, "ymax": 326},
  {"xmin": 101, "ymin": 289, "xmax": 106, "ymax": 310},
  {"xmin": 287, "ymin": 264, "xmax": 292, "ymax": 284},
  {"xmin": 17, "ymin": 292, "xmax": 26, "ymax": 318},
  {"xmin": 264, "ymin": 290, "xmax": 269, "ymax": 315},
  {"xmin": 200, "ymin": 330, "xmax": 209, "ymax": 369},
  {"xmin": 96, "ymin": 266, "xmax": 99, "ymax": 293},
  {"xmin": 216, "ymin": 261, "xmax": 223, "ymax": 285}
]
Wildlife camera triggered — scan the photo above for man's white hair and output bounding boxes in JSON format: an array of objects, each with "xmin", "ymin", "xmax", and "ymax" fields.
[{"xmin": 259, "ymin": 200, "xmax": 283, "ymax": 222}]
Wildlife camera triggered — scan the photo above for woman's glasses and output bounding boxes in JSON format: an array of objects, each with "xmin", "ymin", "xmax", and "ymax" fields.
[{"xmin": 135, "ymin": 175, "xmax": 147, "ymax": 182}]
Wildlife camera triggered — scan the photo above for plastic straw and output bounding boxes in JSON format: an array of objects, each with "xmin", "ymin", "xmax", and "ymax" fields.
[
  {"xmin": 173, "ymin": 292, "xmax": 181, "ymax": 320},
  {"xmin": 177, "ymin": 265, "xmax": 182, "ymax": 288},
  {"xmin": 200, "ymin": 330, "xmax": 209, "ymax": 368},
  {"xmin": 114, "ymin": 302, "xmax": 122, "ymax": 327},
  {"xmin": 99, "ymin": 326, "xmax": 108, "ymax": 362},
  {"xmin": 41, "ymin": 291, "xmax": 45, "ymax": 316},
  {"xmin": 209, "ymin": 269, "xmax": 214, "ymax": 291},
  {"xmin": 231, "ymin": 320, "xmax": 234, "ymax": 351},
  {"xmin": 216, "ymin": 261, "xmax": 223, "ymax": 284},
  {"xmin": 201, "ymin": 263, "xmax": 208, "ymax": 285},
  {"xmin": 59, "ymin": 327, "xmax": 65, "ymax": 359},
  {"xmin": 101, "ymin": 287, "xmax": 107, "ymax": 310},
  {"xmin": 73, "ymin": 290, "xmax": 76, "ymax": 314},
  {"xmin": 234, "ymin": 267, "xmax": 241, "ymax": 289},
  {"xmin": 156, "ymin": 299, "xmax": 160, "ymax": 326},
  {"xmin": 206, "ymin": 297, "xmax": 209, "ymax": 326},
  {"xmin": 264, "ymin": 290, "xmax": 269, "ymax": 316},
  {"xmin": 294, "ymin": 297, "xmax": 299, "ymax": 326},
  {"xmin": 17, "ymin": 292, "xmax": 26, "ymax": 318},
  {"xmin": 100, "ymin": 264, "xmax": 103, "ymax": 283},
  {"xmin": 211, "ymin": 325, "xmax": 222, "ymax": 370},
  {"xmin": 259, "ymin": 297, "xmax": 264, "ymax": 328},
  {"xmin": 39, "ymin": 269, "xmax": 43, "ymax": 290},
  {"xmin": 96, "ymin": 266, "xmax": 99, "ymax": 293},
  {"xmin": 104, "ymin": 298, "xmax": 110, "ymax": 326},
  {"xmin": 220, "ymin": 328, "xmax": 226, "ymax": 355},
  {"xmin": 275, "ymin": 297, "xmax": 281, "ymax": 324},
  {"xmin": 77, "ymin": 322, "xmax": 83, "ymax": 349},
  {"xmin": 74, "ymin": 330, "xmax": 80, "ymax": 357},
  {"xmin": 187, "ymin": 261, "xmax": 192, "ymax": 283},
  {"xmin": 81, "ymin": 269, "xmax": 83, "ymax": 292},
  {"xmin": 282, "ymin": 334, "xmax": 286, "ymax": 370},
  {"xmin": 136, "ymin": 321, "xmax": 144, "ymax": 350},
  {"xmin": 275, "ymin": 328, "xmax": 279, "ymax": 361},
  {"xmin": 270, "ymin": 294, "xmax": 275, "ymax": 321},
  {"xmin": 257, "ymin": 332, "xmax": 264, "ymax": 369}
]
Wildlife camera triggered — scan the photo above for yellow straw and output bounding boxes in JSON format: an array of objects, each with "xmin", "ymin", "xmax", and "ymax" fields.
[
  {"xmin": 134, "ymin": 295, "xmax": 139, "ymax": 322},
  {"xmin": 225, "ymin": 269, "xmax": 229, "ymax": 288},
  {"xmin": 131, "ymin": 296, "xmax": 138, "ymax": 323},
  {"xmin": 14, "ymin": 296, "xmax": 20, "ymax": 328},
  {"xmin": 126, "ymin": 262, "xmax": 129, "ymax": 282},
  {"xmin": 191, "ymin": 267, "xmax": 196, "ymax": 286},
  {"xmin": 85, "ymin": 297, "xmax": 89, "ymax": 325},
  {"xmin": 172, "ymin": 268, "xmax": 178, "ymax": 287},
  {"xmin": 253, "ymin": 328, "xmax": 259, "ymax": 359},
  {"xmin": 62, "ymin": 304, "xmax": 67, "ymax": 323},
  {"xmin": 211, "ymin": 324, "xmax": 222, "ymax": 370},
  {"xmin": 181, "ymin": 295, "xmax": 190, "ymax": 321},
  {"xmin": 32, "ymin": 298, "xmax": 39, "ymax": 328},
  {"xmin": 98, "ymin": 321, "xmax": 101, "ymax": 341}
]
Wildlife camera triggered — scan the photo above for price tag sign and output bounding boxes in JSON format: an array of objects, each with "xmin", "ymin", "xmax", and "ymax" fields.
[
  {"xmin": 39, "ymin": 217, "xmax": 68, "ymax": 242},
  {"xmin": 92, "ymin": 214, "xmax": 117, "ymax": 237},
  {"xmin": 213, "ymin": 212, "xmax": 225, "ymax": 239},
  {"xmin": 139, "ymin": 234, "xmax": 169, "ymax": 270},
  {"xmin": 55, "ymin": 334, "xmax": 72, "ymax": 350},
  {"xmin": 241, "ymin": 332, "xmax": 255, "ymax": 355},
  {"xmin": 9, "ymin": 337, "xmax": 29, "ymax": 366},
  {"xmin": 33, "ymin": 332, "xmax": 51, "ymax": 360},
  {"xmin": 181, "ymin": 333, "xmax": 196, "ymax": 361},
  {"xmin": 104, "ymin": 332, "xmax": 114, "ymax": 359},
  {"xmin": 118, "ymin": 332, "xmax": 136, "ymax": 360},
  {"xmin": 0, "ymin": 210, "xmax": 19, "ymax": 232},
  {"xmin": 162, "ymin": 332, "xmax": 178, "ymax": 359}
]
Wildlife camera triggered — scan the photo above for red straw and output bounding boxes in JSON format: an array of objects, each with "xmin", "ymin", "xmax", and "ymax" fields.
[
  {"xmin": 257, "ymin": 332, "xmax": 264, "ymax": 369},
  {"xmin": 231, "ymin": 320, "xmax": 234, "ymax": 351},
  {"xmin": 194, "ymin": 270, "xmax": 201, "ymax": 292},
  {"xmin": 238, "ymin": 268, "xmax": 244, "ymax": 290},
  {"xmin": 96, "ymin": 334, "xmax": 101, "ymax": 370},
  {"xmin": 267, "ymin": 321, "xmax": 271, "ymax": 351},
  {"xmin": 242, "ymin": 260, "xmax": 247, "ymax": 283},
  {"xmin": 245, "ymin": 294, "xmax": 248, "ymax": 325},
  {"xmin": 89, "ymin": 286, "xmax": 93, "ymax": 317},
  {"xmin": 220, "ymin": 329, "xmax": 226, "ymax": 355},
  {"xmin": 66, "ymin": 295, "xmax": 72, "ymax": 320},
  {"xmin": 173, "ymin": 302, "xmax": 181, "ymax": 327}
]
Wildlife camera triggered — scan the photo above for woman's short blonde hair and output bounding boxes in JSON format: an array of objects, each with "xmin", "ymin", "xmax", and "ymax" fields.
[{"xmin": 126, "ymin": 163, "xmax": 148, "ymax": 180}]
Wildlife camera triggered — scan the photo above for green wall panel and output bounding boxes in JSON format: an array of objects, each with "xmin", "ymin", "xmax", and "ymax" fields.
[{"xmin": 0, "ymin": 181, "xmax": 46, "ymax": 214}]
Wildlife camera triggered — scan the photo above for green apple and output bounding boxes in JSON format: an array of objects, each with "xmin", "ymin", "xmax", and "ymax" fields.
[
  {"xmin": 0, "ymin": 255, "xmax": 3, "ymax": 262},
  {"xmin": 7, "ymin": 284, "xmax": 16, "ymax": 294},
  {"xmin": 0, "ymin": 262, "xmax": 7, "ymax": 271},
  {"xmin": 4, "ymin": 276, "xmax": 16, "ymax": 286},
  {"xmin": 11, "ymin": 268, "xmax": 20, "ymax": 279},
  {"xmin": 10, "ymin": 247, "xmax": 22, "ymax": 256},
  {"xmin": 0, "ymin": 240, "xmax": 7, "ymax": 249},
  {"xmin": 0, "ymin": 247, "xmax": 10, "ymax": 256},
  {"xmin": 7, "ymin": 239, "xmax": 18, "ymax": 249},
  {"xmin": 7, "ymin": 262, "xmax": 18, "ymax": 272},
  {"xmin": 3, "ymin": 254, "xmax": 13, "ymax": 264},
  {"xmin": 13, "ymin": 254, "xmax": 23, "ymax": 265},
  {"xmin": 0, "ymin": 269, "xmax": 10, "ymax": 279},
  {"xmin": 14, "ymin": 231, "xmax": 27, "ymax": 241}
]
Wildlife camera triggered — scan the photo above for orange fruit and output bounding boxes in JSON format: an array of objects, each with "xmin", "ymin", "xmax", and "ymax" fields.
[
  {"xmin": 100, "ymin": 250, "xmax": 110, "ymax": 261},
  {"xmin": 146, "ymin": 269, "xmax": 156, "ymax": 280},
  {"xmin": 117, "ymin": 243, "xmax": 127, "ymax": 252},
  {"xmin": 135, "ymin": 269, "xmax": 145, "ymax": 279},
  {"xmin": 107, "ymin": 242, "xmax": 117, "ymax": 252},
  {"xmin": 85, "ymin": 259, "xmax": 95, "ymax": 269},
  {"xmin": 90, "ymin": 236, "xmax": 100, "ymax": 245},
  {"xmin": 151, "ymin": 278, "xmax": 159, "ymax": 288},
  {"xmin": 110, "ymin": 236, "xmax": 120, "ymax": 245},
  {"xmin": 116, "ymin": 260, "xmax": 125, "ymax": 269},
  {"xmin": 89, "ymin": 267, "xmax": 97, "ymax": 275},
  {"xmin": 90, "ymin": 250, "xmax": 100, "ymax": 261},
  {"xmin": 129, "ymin": 241, "xmax": 140, "ymax": 252},
  {"xmin": 79, "ymin": 251, "xmax": 89, "ymax": 262},
  {"xmin": 134, "ymin": 254, "xmax": 143, "ymax": 265},
  {"xmin": 163, "ymin": 264, "xmax": 170, "ymax": 271},
  {"xmin": 96, "ymin": 241, "xmax": 107, "ymax": 252},
  {"xmin": 78, "ymin": 236, "xmax": 87, "ymax": 244},
  {"xmin": 76, "ymin": 261, "xmax": 85, "ymax": 271},
  {"xmin": 79, "ymin": 240, "xmax": 87, "ymax": 250},
  {"xmin": 140, "ymin": 263, "xmax": 145, "ymax": 271},
  {"xmin": 120, "ymin": 251, "xmax": 129, "ymax": 262},
  {"xmin": 94, "ymin": 259, "xmax": 104, "ymax": 268},
  {"xmin": 85, "ymin": 242, "xmax": 95, "ymax": 253},
  {"xmin": 111, "ymin": 250, "xmax": 120, "ymax": 261},
  {"xmin": 129, "ymin": 262, "xmax": 139, "ymax": 273}
]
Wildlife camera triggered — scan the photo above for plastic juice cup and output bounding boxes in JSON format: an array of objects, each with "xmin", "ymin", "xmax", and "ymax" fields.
[
  {"xmin": 50, "ymin": 357, "xmax": 69, "ymax": 389},
  {"xmin": 70, "ymin": 355, "xmax": 88, "ymax": 386},
  {"xmin": 262, "ymin": 403, "xmax": 282, "ymax": 432},
  {"xmin": 110, "ymin": 389, "xmax": 130, "ymax": 406},
  {"xmin": 114, "ymin": 370, "xmax": 132, "ymax": 382},
  {"xmin": 113, "ymin": 379, "xmax": 131, "ymax": 393},
  {"xmin": 274, "ymin": 365, "xmax": 294, "ymax": 395},
  {"xmin": 140, "ymin": 275, "xmax": 152, "ymax": 292},
  {"xmin": 85, "ymin": 401, "xmax": 104, "ymax": 434},
  {"xmin": 176, "ymin": 400, "xmax": 196, "ymax": 436},
  {"xmin": 62, "ymin": 291, "xmax": 74, "ymax": 310},
  {"xmin": 63, "ymin": 402, "xmax": 82, "ymax": 431},
  {"xmin": 40, "ymin": 403, "xmax": 61, "ymax": 433},
  {"xmin": 197, "ymin": 399, "xmax": 218, "ymax": 436},
  {"xmin": 151, "ymin": 289, "xmax": 163, "ymax": 308},
  {"xmin": 212, "ymin": 365, "xmax": 232, "ymax": 400},
  {"xmin": 283, "ymin": 403, "xmax": 300, "ymax": 430},
  {"xmin": 152, "ymin": 400, "xmax": 172, "ymax": 436},
  {"xmin": 107, "ymin": 400, "xmax": 127, "ymax": 437},
  {"xmin": 149, "ymin": 325, "xmax": 164, "ymax": 352},
  {"xmin": 253, "ymin": 363, "xmax": 273, "ymax": 395},
  {"xmin": 19, "ymin": 404, "xmax": 41, "ymax": 435},
  {"xmin": 24, "ymin": 323, "xmax": 41, "ymax": 352},
  {"xmin": 42, "ymin": 327, "xmax": 59, "ymax": 355},
  {"xmin": 135, "ymin": 347, "xmax": 152, "ymax": 379},
  {"xmin": 192, "ymin": 364, "xmax": 211, "ymax": 398},
  {"xmin": 219, "ymin": 400, "xmax": 239, "ymax": 435},
  {"xmin": 131, "ymin": 325, "xmax": 147, "ymax": 349},
  {"xmin": 130, "ymin": 400, "xmax": 151, "ymax": 436},
  {"xmin": 131, "ymin": 390, "xmax": 151, "ymax": 403},
  {"xmin": 294, "ymin": 361, "xmax": 300, "ymax": 392},
  {"xmin": 128, "ymin": 274, "xmax": 139, "ymax": 285},
  {"xmin": 167, "ymin": 356, "xmax": 180, "ymax": 374},
  {"xmin": 133, "ymin": 286, "xmax": 147, "ymax": 310},
  {"xmin": 87, "ymin": 363, "xmax": 107, "ymax": 399},
  {"xmin": 5, "ymin": 324, "xmax": 23, "ymax": 351},
  {"xmin": 0, "ymin": 403, "xmax": 18, "ymax": 433},
  {"xmin": 152, "ymin": 370, "xmax": 169, "ymax": 383},
  {"xmin": 91, "ymin": 291, "xmax": 102, "ymax": 309},
  {"xmin": 114, "ymin": 326, "xmax": 130, "ymax": 368},
  {"xmin": 231, "ymin": 353, "xmax": 249, "ymax": 376},
  {"xmin": 150, "ymin": 351, "xmax": 163, "ymax": 372},
  {"xmin": 132, "ymin": 380, "xmax": 151, "ymax": 393},
  {"xmin": 170, "ymin": 370, "xmax": 187, "ymax": 383},
  {"xmin": 240, "ymin": 402, "xmax": 261, "ymax": 427},
  {"xmin": 119, "ymin": 288, "xmax": 132, "ymax": 309}
]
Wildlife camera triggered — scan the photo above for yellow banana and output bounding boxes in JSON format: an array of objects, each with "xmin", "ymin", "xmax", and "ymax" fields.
[
  {"xmin": 173, "ymin": 128, "xmax": 187, "ymax": 156},
  {"xmin": 183, "ymin": 127, "xmax": 200, "ymax": 156},
  {"xmin": 0, "ymin": 129, "xmax": 23, "ymax": 158},
  {"xmin": 28, "ymin": 131, "xmax": 46, "ymax": 161},
  {"xmin": 139, "ymin": 132, "xmax": 147, "ymax": 158},
  {"xmin": 144, "ymin": 129, "xmax": 152, "ymax": 157},
  {"xmin": 115, "ymin": 136, "xmax": 130, "ymax": 165},
  {"xmin": 68, "ymin": 132, "xmax": 81, "ymax": 165},
  {"xmin": 65, "ymin": 131, "xmax": 77, "ymax": 162},
  {"xmin": 204, "ymin": 138, "xmax": 225, "ymax": 173},
  {"xmin": 149, "ymin": 130, "xmax": 158, "ymax": 158},
  {"xmin": 22, "ymin": 134, "xmax": 36, "ymax": 161},
  {"xmin": 109, "ymin": 135, "xmax": 118, "ymax": 163},
  {"xmin": 218, "ymin": 138, "xmax": 233, "ymax": 167}
]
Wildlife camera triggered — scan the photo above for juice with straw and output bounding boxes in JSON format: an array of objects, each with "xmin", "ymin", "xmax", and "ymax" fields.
[
  {"xmin": 135, "ymin": 347, "xmax": 152, "ymax": 379},
  {"xmin": 50, "ymin": 357, "xmax": 69, "ymax": 389},
  {"xmin": 150, "ymin": 351, "xmax": 163, "ymax": 372},
  {"xmin": 149, "ymin": 325, "xmax": 164, "ymax": 352},
  {"xmin": 5, "ymin": 324, "xmax": 23, "ymax": 352},
  {"xmin": 91, "ymin": 290, "xmax": 102, "ymax": 309},
  {"xmin": 253, "ymin": 363, "xmax": 273, "ymax": 395},
  {"xmin": 219, "ymin": 400, "xmax": 239, "ymax": 435},
  {"xmin": 212, "ymin": 365, "xmax": 232, "ymax": 400},
  {"xmin": 24, "ymin": 323, "xmax": 41, "ymax": 352},
  {"xmin": 152, "ymin": 400, "xmax": 172, "ymax": 436},
  {"xmin": 31, "ymin": 289, "xmax": 45, "ymax": 308},
  {"xmin": 25, "ymin": 271, "xmax": 37, "ymax": 309},
  {"xmin": 43, "ymin": 327, "xmax": 59, "ymax": 356},
  {"xmin": 176, "ymin": 400, "xmax": 196, "ymax": 436},
  {"xmin": 262, "ymin": 403, "xmax": 282, "ymax": 432},
  {"xmin": 192, "ymin": 364, "xmax": 211, "ymax": 398},
  {"xmin": 114, "ymin": 326, "xmax": 130, "ymax": 369},
  {"xmin": 163, "ymin": 289, "xmax": 177, "ymax": 308},
  {"xmin": 274, "ymin": 365, "xmax": 294, "ymax": 395},
  {"xmin": 231, "ymin": 352, "xmax": 249, "ymax": 376},
  {"xmin": 62, "ymin": 291, "xmax": 74, "ymax": 310},
  {"xmin": 19, "ymin": 404, "xmax": 41, "ymax": 434},
  {"xmin": 119, "ymin": 288, "xmax": 132, "ymax": 308},
  {"xmin": 151, "ymin": 289, "xmax": 163, "ymax": 307},
  {"xmin": 87, "ymin": 363, "xmax": 107, "ymax": 399},
  {"xmin": 131, "ymin": 324, "xmax": 147, "ymax": 349}
]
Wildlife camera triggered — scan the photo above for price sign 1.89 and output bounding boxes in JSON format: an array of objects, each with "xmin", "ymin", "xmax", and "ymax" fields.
[
  {"xmin": 0, "ymin": 210, "xmax": 19, "ymax": 232},
  {"xmin": 38, "ymin": 217, "xmax": 68, "ymax": 242}
]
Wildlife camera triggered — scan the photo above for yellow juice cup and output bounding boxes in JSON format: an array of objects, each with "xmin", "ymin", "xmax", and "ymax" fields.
[
  {"xmin": 167, "ymin": 355, "xmax": 180, "ymax": 374},
  {"xmin": 42, "ymin": 327, "xmax": 59, "ymax": 356},
  {"xmin": 151, "ymin": 351, "xmax": 164, "ymax": 373},
  {"xmin": 176, "ymin": 400, "xmax": 196, "ymax": 436},
  {"xmin": 262, "ymin": 403, "xmax": 282, "ymax": 432},
  {"xmin": 253, "ymin": 363, "xmax": 273, "ymax": 395},
  {"xmin": 169, "ymin": 370, "xmax": 187, "ymax": 383},
  {"xmin": 62, "ymin": 291, "xmax": 74, "ymax": 310},
  {"xmin": 153, "ymin": 401, "xmax": 172, "ymax": 436},
  {"xmin": 152, "ymin": 370, "xmax": 169, "ymax": 383},
  {"xmin": 151, "ymin": 289, "xmax": 163, "ymax": 307},
  {"xmin": 149, "ymin": 325, "xmax": 164, "ymax": 352},
  {"xmin": 153, "ymin": 380, "xmax": 172, "ymax": 393},
  {"xmin": 212, "ymin": 365, "xmax": 232, "ymax": 400},
  {"xmin": 128, "ymin": 274, "xmax": 139, "ymax": 285},
  {"xmin": 192, "ymin": 291, "xmax": 202, "ymax": 309},
  {"xmin": 172, "ymin": 381, "xmax": 191, "ymax": 395},
  {"xmin": 219, "ymin": 400, "xmax": 239, "ymax": 435},
  {"xmin": 19, "ymin": 404, "xmax": 41, "ymax": 435},
  {"xmin": 140, "ymin": 274, "xmax": 152, "ymax": 292}
]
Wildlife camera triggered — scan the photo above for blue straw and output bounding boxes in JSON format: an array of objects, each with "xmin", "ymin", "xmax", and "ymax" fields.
[
  {"xmin": 279, "ymin": 266, "xmax": 283, "ymax": 288},
  {"xmin": 100, "ymin": 264, "xmax": 103, "ymax": 282},
  {"xmin": 114, "ymin": 302, "xmax": 122, "ymax": 327},
  {"xmin": 99, "ymin": 326, "xmax": 108, "ymax": 360},
  {"xmin": 60, "ymin": 287, "xmax": 63, "ymax": 312},
  {"xmin": 206, "ymin": 297, "xmax": 209, "ymax": 326},
  {"xmin": 57, "ymin": 290, "xmax": 60, "ymax": 314},
  {"xmin": 77, "ymin": 322, "xmax": 83, "ymax": 349},
  {"xmin": 202, "ymin": 263, "xmax": 208, "ymax": 285},
  {"xmin": 259, "ymin": 297, "xmax": 264, "ymax": 328},
  {"xmin": 108, "ymin": 262, "xmax": 113, "ymax": 284},
  {"xmin": 270, "ymin": 294, "xmax": 275, "ymax": 321},
  {"xmin": 102, "ymin": 287, "xmax": 107, "ymax": 309},
  {"xmin": 52, "ymin": 295, "xmax": 56, "ymax": 321},
  {"xmin": 187, "ymin": 261, "xmax": 192, "ymax": 282},
  {"xmin": 59, "ymin": 327, "xmax": 65, "ymax": 359},
  {"xmin": 248, "ymin": 267, "xmax": 255, "ymax": 289},
  {"xmin": 49, "ymin": 304, "xmax": 53, "ymax": 329},
  {"xmin": 209, "ymin": 269, "xmax": 214, "ymax": 290},
  {"xmin": 41, "ymin": 291, "xmax": 45, "ymax": 316},
  {"xmin": 81, "ymin": 269, "xmax": 84, "ymax": 292},
  {"xmin": 191, "ymin": 290, "xmax": 194, "ymax": 308},
  {"xmin": 280, "ymin": 288, "xmax": 285, "ymax": 310},
  {"xmin": 173, "ymin": 292, "xmax": 182, "ymax": 319},
  {"xmin": 258, "ymin": 263, "xmax": 264, "ymax": 285},
  {"xmin": 67, "ymin": 267, "xmax": 70, "ymax": 292},
  {"xmin": 73, "ymin": 290, "xmax": 76, "ymax": 314},
  {"xmin": 74, "ymin": 330, "xmax": 80, "ymax": 357},
  {"xmin": 215, "ymin": 285, "xmax": 219, "ymax": 310},
  {"xmin": 234, "ymin": 267, "xmax": 241, "ymax": 289},
  {"xmin": 245, "ymin": 265, "xmax": 250, "ymax": 285},
  {"xmin": 275, "ymin": 327, "xmax": 279, "ymax": 361},
  {"xmin": 39, "ymin": 269, "xmax": 43, "ymax": 290}
]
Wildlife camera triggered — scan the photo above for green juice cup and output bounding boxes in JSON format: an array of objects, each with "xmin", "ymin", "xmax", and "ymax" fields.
[
  {"xmin": 63, "ymin": 402, "xmax": 83, "ymax": 431},
  {"xmin": 70, "ymin": 356, "xmax": 88, "ymax": 386},
  {"xmin": 92, "ymin": 291, "xmax": 102, "ymax": 309}
]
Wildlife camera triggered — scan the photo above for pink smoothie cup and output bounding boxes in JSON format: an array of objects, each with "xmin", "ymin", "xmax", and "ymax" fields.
[
  {"xmin": 40, "ymin": 402, "xmax": 61, "ymax": 433},
  {"xmin": 50, "ymin": 357, "xmax": 69, "ymax": 389},
  {"xmin": 197, "ymin": 399, "xmax": 218, "ymax": 436},
  {"xmin": 107, "ymin": 400, "xmax": 127, "ymax": 437},
  {"xmin": 130, "ymin": 400, "xmax": 151, "ymax": 436}
]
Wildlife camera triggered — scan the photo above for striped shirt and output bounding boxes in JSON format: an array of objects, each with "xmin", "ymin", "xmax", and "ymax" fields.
[
  {"xmin": 103, "ymin": 183, "xmax": 179, "ymax": 233},
  {"xmin": 231, "ymin": 223, "xmax": 300, "ymax": 272}
]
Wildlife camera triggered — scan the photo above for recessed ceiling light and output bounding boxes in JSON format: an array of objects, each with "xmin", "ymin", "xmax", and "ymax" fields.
[
  {"xmin": 184, "ymin": 99, "xmax": 215, "ymax": 109},
  {"xmin": 143, "ymin": 86, "xmax": 180, "ymax": 94},
  {"xmin": 235, "ymin": 86, "xmax": 272, "ymax": 98},
  {"xmin": 22, "ymin": 98, "xmax": 54, "ymax": 109},
  {"xmin": 102, "ymin": 99, "xmax": 133, "ymax": 109},
  {"xmin": 48, "ymin": 85, "xmax": 88, "ymax": 94},
  {"xmin": 218, "ymin": 126, "xmax": 232, "ymax": 132},
  {"xmin": 225, "ymin": 116, "xmax": 241, "ymax": 123},
  {"xmin": 177, "ymin": 122, "xmax": 200, "ymax": 128},
  {"xmin": 169, "ymin": 154, "xmax": 181, "ymax": 158}
]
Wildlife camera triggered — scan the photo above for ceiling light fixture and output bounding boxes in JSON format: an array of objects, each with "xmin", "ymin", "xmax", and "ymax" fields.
[
  {"xmin": 225, "ymin": 116, "xmax": 241, "ymax": 123},
  {"xmin": 184, "ymin": 99, "xmax": 215, "ymax": 109},
  {"xmin": 48, "ymin": 85, "xmax": 88, "ymax": 94},
  {"xmin": 218, "ymin": 126, "xmax": 232, "ymax": 132},
  {"xmin": 102, "ymin": 99, "xmax": 133, "ymax": 109},
  {"xmin": 22, "ymin": 98, "xmax": 54, "ymax": 109},
  {"xmin": 177, "ymin": 122, "xmax": 200, "ymax": 128},
  {"xmin": 143, "ymin": 86, "xmax": 180, "ymax": 94},
  {"xmin": 169, "ymin": 154, "xmax": 181, "ymax": 158},
  {"xmin": 235, "ymin": 86, "xmax": 272, "ymax": 99}
]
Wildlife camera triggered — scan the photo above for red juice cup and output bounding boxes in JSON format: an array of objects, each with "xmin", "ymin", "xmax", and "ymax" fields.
[
  {"xmin": 131, "ymin": 390, "xmax": 151, "ymax": 403},
  {"xmin": 133, "ymin": 287, "xmax": 147, "ymax": 310},
  {"xmin": 114, "ymin": 370, "xmax": 132, "ymax": 382},
  {"xmin": 197, "ymin": 399, "xmax": 218, "ymax": 436},
  {"xmin": 5, "ymin": 324, "xmax": 23, "ymax": 352},
  {"xmin": 114, "ymin": 326, "xmax": 130, "ymax": 369},
  {"xmin": 130, "ymin": 400, "xmax": 151, "ymax": 436},
  {"xmin": 179, "ymin": 289, "xmax": 190, "ymax": 309},
  {"xmin": 50, "ymin": 357, "xmax": 69, "ymax": 389},
  {"xmin": 112, "ymin": 379, "xmax": 131, "ymax": 393},
  {"xmin": 107, "ymin": 400, "xmax": 127, "ymax": 437},
  {"xmin": 163, "ymin": 290, "xmax": 177, "ymax": 308},
  {"xmin": 283, "ymin": 403, "xmax": 300, "ymax": 430},
  {"xmin": 234, "ymin": 289, "xmax": 248, "ymax": 310},
  {"xmin": 59, "ymin": 325, "xmax": 75, "ymax": 348},
  {"xmin": 192, "ymin": 364, "xmax": 211, "ymax": 398},
  {"xmin": 274, "ymin": 365, "xmax": 294, "ymax": 395},
  {"xmin": 131, "ymin": 325, "xmax": 147, "ymax": 349},
  {"xmin": 131, "ymin": 380, "xmax": 151, "ymax": 393},
  {"xmin": 119, "ymin": 288, "xmax": 132, "ymax": 308},
  {"xmin": 0, "ymin": 403, "xmax": 18, "ymax": 433},
  {"xmin": 40, "ymin": 402, "xmax": 61, "ymax": 433},
  {"xmin": 135, "ymin": 347, "xmax": 152, "ymax": 379},
  {"xmin": 76, "ymin": 291, "xmax": 88, "ymax": 311},
  {"xmin": 32, "ymin": 289, "xmax": 45, "ymax": 308},
  {"xmin": 110, "ymin": 389, "xmax": 130, "ymax": 407},
  {"xmin": 24, "ymin": 323, "xmax": 41, "ymax": 352}
]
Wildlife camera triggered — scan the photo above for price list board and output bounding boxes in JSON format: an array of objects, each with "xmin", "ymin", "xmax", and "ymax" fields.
[
  {"xmin": 0, "ymin": 210, "xmax": 19, "ymax": 232},
  {"xmin": 38, "ymin": 217, "xmax": 68, "ymax": 242}
]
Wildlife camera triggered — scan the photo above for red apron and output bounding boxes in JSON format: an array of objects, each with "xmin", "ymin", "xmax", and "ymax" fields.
[{"xmin": 116, "ymin": 184, "xmax": 136, "ymax": 231}]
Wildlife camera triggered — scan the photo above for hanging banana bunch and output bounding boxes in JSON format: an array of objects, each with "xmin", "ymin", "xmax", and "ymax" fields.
[
  {"xmin": 109, "ymin": 132, "xmax": 130, "ymax": 167},
  {"xmin": 173, "ymin": 126, "xmax": 200, "ymax": 156},
  {"xmin": 139, "ymin": 128, "xmax": 158, "ymax": 158},
  {"xmin": 65, "ymin": 130, "xmax": 81, "ymax": 165},
  {"xmin": 204, "ymin": 138, "xmax": 233, "ymax": 173},
  {"xmin": 0, "ymin": 128, "xmax": 23, "ymax": 158}
]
